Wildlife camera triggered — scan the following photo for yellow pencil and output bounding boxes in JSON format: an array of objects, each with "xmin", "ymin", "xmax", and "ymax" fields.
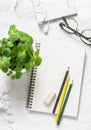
[{"xmin": 55, "ymin": 75, "xmax": 70, "ymax": 123}]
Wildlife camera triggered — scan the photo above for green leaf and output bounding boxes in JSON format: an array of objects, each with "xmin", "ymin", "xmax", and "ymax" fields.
[
  {"xmin": 24, "ymin": 42, "xmax": 30, "ymax": 50},
  {"xmin": 11, "ymin": 46, "xmax": 19, "ymax": 58},
  {"xmin": 8, "ymin": 25, "xmax": 16, "ymax": 34},
  {"xmin": 15, "ymin": 71, "xmax": 22, "ymax": 79},
  {"xmin": 11, "ymin": 75, "xmax": 16, "ymax": 80},
  {"xmin": 35, "ymin": 50, "xmax": 39, "ymax": 57},
  {"xmin": 27, "ymin": 47, "xmax": 34, "ymax": 56},
  {"xmin": 30, "ymin": 57, "xmax": 35, "ymax": 65},
  {"xmin": 1, "ymin": 38, "xmax": 8, "ymax": 45},
  {"xmin": 27, "ymin": 36, "xmax": 33, "ymax": 45},
  {"xmin": 3, "ymin": 48, "xmax": 11, "ymax": 57},
  {"xmin": 17, "ymin": 31, "xmax": 33, "ymax": 45},
  {"xmin": 7, "ymin": 41, "xmax": 14, "ymax": 47},
  {"xmin": 11, "ymin": 71, "xmax": 22, "ymax": 79},
  {"xmin": 18, "ymin": 51, "xmax": 26, "ymax": 60},
  {"xmin": 34, "ymin": 56, "xmax": 42, "ymax": 66},
  {"xmin": 16, "ymin": 61, "xmax": 23, "ymax": 68},
  {"xmin": 0, "ymin": 56, "xmax": 10, "ymax": 67},
  {"xmin": 9, "ymin": 34, "xmax": 20, "ymax": 42},
  {"xmin": 0, "ymin": 47, "xmax": 3, "ymax": 55},
  {"xmin": 0, "ymin": 57, "xmax": 10, "ymax": 73},
  {"xmin": 25, "ymin": 63, "xmax": 32, "ymax": 72},
  {"xmin": 2, "ymin": 67, "xmax": 8, "ymax": 73},
  {"xmin": 8, "ymin": 25, "xmax": 18, "ymax": 35}
]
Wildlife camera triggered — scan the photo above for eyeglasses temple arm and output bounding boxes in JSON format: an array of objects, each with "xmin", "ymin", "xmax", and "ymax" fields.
[
  {"xmin": 59, "ymin": 22, "xmax": 90, "ymax": 41},
  {"xmin": 62, "ymin": 17, "xmax": 69, "ymax": 26}
]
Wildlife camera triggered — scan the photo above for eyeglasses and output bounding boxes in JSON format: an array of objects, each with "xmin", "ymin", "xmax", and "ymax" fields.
[{"xmin": 59, "ymin": 17, "xmax": 91, "ymax": 45}]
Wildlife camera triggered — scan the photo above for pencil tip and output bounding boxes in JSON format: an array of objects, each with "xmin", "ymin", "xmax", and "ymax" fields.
[
  {"xmin": 68, "ymin": 66, "xmax": 70, "ymax": 70},
  {"xmin": 72, "ymin": 80, "xmax": 73, "ymax": 84}
]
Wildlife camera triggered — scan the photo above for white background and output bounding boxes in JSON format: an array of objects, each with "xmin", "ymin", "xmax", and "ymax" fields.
[{"xmin": 0, "ymin": 0, "xmax": 91, "ymax": 130}]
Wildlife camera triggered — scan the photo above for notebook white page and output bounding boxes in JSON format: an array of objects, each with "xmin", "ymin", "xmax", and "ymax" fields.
[
  {"xmin": 28, "ymin": 43, "xmax": 85, "ymax": 117},
  {"xmin": 32, "ymin": 0, "xmax": 77, "ymax": 24},
  {"xmin": 30, "ymin": 43, "xmax": 85, "ymax": 117}
]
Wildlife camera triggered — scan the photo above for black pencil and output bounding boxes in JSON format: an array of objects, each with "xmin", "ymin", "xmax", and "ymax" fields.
[{"xmin": 52, "ymin": 67, "xmax": 70, "ymax": 113}]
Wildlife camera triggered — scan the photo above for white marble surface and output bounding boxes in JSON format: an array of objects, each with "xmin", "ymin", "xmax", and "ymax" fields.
[{"xmin": 0, "ymin": 0, "xmax": 91, "ymax": 130}]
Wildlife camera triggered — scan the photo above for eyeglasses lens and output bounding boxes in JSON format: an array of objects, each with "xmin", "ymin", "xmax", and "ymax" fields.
[
  {"xmin": 80, "ymin": 29, "xmax": 91, "ymax": 45},
  {"xmin": 62, "ymin": 18, "xmax": 78, "ymax": 34}
]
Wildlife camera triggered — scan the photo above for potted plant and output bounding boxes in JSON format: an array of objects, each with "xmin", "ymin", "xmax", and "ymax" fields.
[{"xmin": 0, "ymin": 25, "xmax": 42, "ymax": 79}]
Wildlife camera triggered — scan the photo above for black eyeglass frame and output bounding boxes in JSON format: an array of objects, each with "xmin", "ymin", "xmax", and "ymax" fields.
[{"xmin": 59, "ymin": 17, "xmax": 91, "ymax": 45}]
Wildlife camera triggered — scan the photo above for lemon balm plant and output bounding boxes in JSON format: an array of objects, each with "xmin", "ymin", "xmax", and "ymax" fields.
[{"xmin": 0, "ymin": 25, "xmax": 42, "ymax": 79}]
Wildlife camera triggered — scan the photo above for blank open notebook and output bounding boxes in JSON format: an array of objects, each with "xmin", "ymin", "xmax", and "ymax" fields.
[{"xmin": 27, "ymin": 43, "xmax": 85, "ymax": 117}]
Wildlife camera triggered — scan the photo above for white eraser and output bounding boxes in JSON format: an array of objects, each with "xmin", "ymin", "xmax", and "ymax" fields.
[{"xmin": 44, "ymin": 90, "xmax": 56, "ymax": 105}]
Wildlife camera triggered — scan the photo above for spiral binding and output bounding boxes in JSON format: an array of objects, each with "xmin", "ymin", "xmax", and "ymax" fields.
[{"xmin": 26, "ymin": 43, "xmax": 40, "ymax": 109}]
